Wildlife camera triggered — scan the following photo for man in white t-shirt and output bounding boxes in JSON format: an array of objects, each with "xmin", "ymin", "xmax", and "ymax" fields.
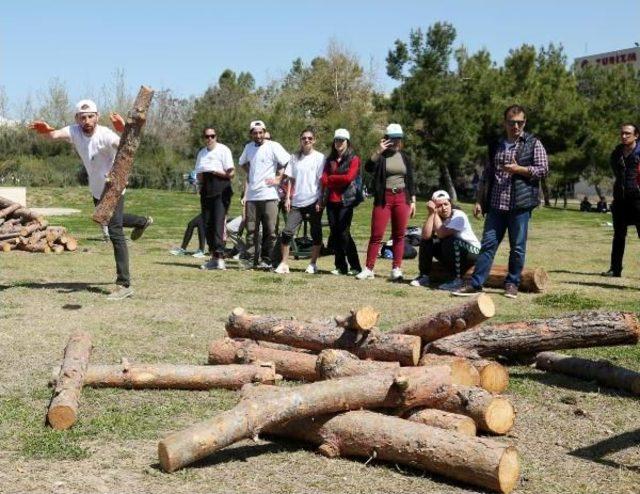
[
  {"xmin": 238, "ymin": 120, "xmax": 290, "ymax": 269},
  {"xmin": 29, "ymin": 99, "xmax": 152, "ymax": 300}
]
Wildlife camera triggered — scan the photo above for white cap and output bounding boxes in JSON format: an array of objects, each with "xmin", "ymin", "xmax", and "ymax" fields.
[
  {"xmin": 431, "ymin": 190, "xmax": 450, "ymax": 201},
  {"xmin": 334, "ymin": 128, "xmax": 350, "ymax": 140},
  {"xmin": 249, "ymin": 120, "xmax": 266, "ymax": 131},
  {"xmin": 385, "ymin": 123, "xmax": 404, "ymax": 138},
  {"xmin": 74, "ymin": 99, "xmax": 98, "ymax": 114}
]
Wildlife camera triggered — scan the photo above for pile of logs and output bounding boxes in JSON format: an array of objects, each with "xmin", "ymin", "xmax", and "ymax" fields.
[
  {"xmin": 0, "ymin": 196, "xmax": 77, "ymax": 253},
  {"xmin": 46, "ymin": 298, "xmax": 640, "ymax": 494}
]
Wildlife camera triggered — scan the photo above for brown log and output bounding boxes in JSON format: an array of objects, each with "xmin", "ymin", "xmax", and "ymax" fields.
[
  {"xmin": 226, "ymin": 307, "xmax": 421, "ymax": 365},
  {"xmin": 18, "ymin": 238, "xmax": 51, "ymax": 253},
  {"xmin": 425, "ymin": 311, "xmax": 640, "ymax": 360},
  {"xmin": 46, "ymin": 331, "xmax": 93, "ymax": 430},
  {"xmin": 0, "ymin": 239, "xmax": 17, "ymax": 251},
  {"xmin": 158, "ymin": 365, "xmax": 458, "ymax": 472},
  {"xmin": 51, "ymin": 244, "xmax": 65, "ymax": 254},
  {"xmin": 0, "ymin": 230, "xmax": 20, "ymax": 241},
  {"xmin": 63, "ymin": 236, "xmax": 78, "ymax": 251},
  {"xmin": 19, "ymin": 220, "xmax": 47, "ymax": 237},
  {"xmin": 50, "ymin": 361, "xmax": 279, "ymax": 390},
  {"xmin": 0, "ymin": 218, "xmax": 21, "ymax": 232},
  {"xmin": 535, "ymin": 351, "xmax": 640, "ymax": 395},
  {"xmin": 429, "ymin": 261, "xmax": 549, "ymax": 293},
  {"xmin": 208, "ymin": 337, "xmax": 319, "ymax": 382},
  {"xmin": 264, "ymin": 411, "xmax": 519, "ymax": 494},
  {"xmin": 391, "ymin": 294, "xmax": 495, "ymax": 341},
  {"xmin": 472, "ymin": 360, "xmax": 509, "ymax": 394},
  {"xmin": 92, "ymin": 86, "xmax": 155, "ymax": 225},
  {"xmin": 252, "ymin": 340, "xmax": 316, "ymax": 354},
  {"xmin": 46, "ymin": 226, "xmax": 68, "ymax": 244},
  {"xmin": 0, "ymin": 203, "xmax": 20, "ymax": 219},
  {"xmin": 334, "ymin": 306, "xmax": 380, "ymax": 331},
  {"xmin": 419, "ymin": 385, "xmax": 515, "ymax": 435},
  {"xmin": 404, "ymin": 408, "xmax": 477, "ymax": 436},
  {"xmin": 315, "ymin": 349, "xmax": 400, "ymax": 379},
  {"xmin": 418, "ymin": 354, "xmax": 480, "ymax": 387},
  {"xmin": 0, "ymin": 196, "xmax": 45, "ymax": 224}
]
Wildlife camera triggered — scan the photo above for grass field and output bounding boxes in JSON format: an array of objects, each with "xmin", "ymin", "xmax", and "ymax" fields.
[{"xmin": 1, "ymin": 187, "xmax": 639, "ymax": 494}]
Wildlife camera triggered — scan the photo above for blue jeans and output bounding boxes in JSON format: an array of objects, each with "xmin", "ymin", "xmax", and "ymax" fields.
[{"xmin": 470, "ymin": 208, "xmax": 532, "ymax": 288}]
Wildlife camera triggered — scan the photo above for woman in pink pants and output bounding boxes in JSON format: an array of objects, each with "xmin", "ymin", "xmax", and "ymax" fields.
[{"xmin": 356, "ymin": 124, "xmax": 416, "ymax": 281}]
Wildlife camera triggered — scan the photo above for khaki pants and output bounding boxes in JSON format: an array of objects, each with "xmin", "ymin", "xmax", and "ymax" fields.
[{"xmin": 245, "ymin": 200, "xmax": 278, "ymax": 266}]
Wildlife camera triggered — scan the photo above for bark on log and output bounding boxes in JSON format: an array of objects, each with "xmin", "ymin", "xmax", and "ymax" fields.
[
  {"xmin": 334, "ymin": 306, "xmax": 380, "ymax": 332},
  {"xmin": 50, "ymin": 361, "xmax": 279, "ymax": 390},
  {"xmin": 0, "ymin": 231, "xmax": 21, "ymax": 241},
  {"xmin": 0, "ymin": 239, "xmax": 17, "ymax": 251},
  {"xmin": 535, "ymin": 351, "xmax": 640, "ymax": 395},
  {"xmin": 429, "ymin": 262, "xmax": 549, "ymax": 293},
  {"xmin": 19, "ymin": 221, "xmax": 47, "ymax": 237},
  {"xmin": 51, "ymin": 244, "xmax": 65, "ymax": 254},
  {"xmin": 208, "ymin": 337, "xmax": 319, "ymax": 382},
  {"xmin": 158, "ymin": 365, "xmax": 458, "ymax": 472},
  {"xmin": 418, "ymin": 354, "xmax": 480, "ymax": 387},
  {"xmin": 92, "ymin": 86, "xmax": 154, "ymax": 225},
  {"xmin": 226, "ymin": 307, "xmax": 421, "ymax": 365},
  {"xmin": 18, "ymin": 238, "xmax": 51, "ymax": 253},
  {"xmin": 391, "ymin": 294, "xmax": 495, "ymax": 341},
  {"xmin": 46, "ymin": 331, "xmax": 93, "ymax": 430},
  {"xmin": 0, "ymin": 203, "xmax": 20, "ymax": 219},
  {"xmin": 418, "ymin": 385, "xmax": 515, "ymax": 435},
  {"xmin": 425, "ymin": 311, "xmax": 640, "ymax": 360},
  {"xmin": 0, "ymin": 218, "xmax": 21, "ymax": 232},
  {"xmin": 472, "ymin": 360, "xmax": 509, "ymax": 394},
  {"xmin": 264, "ymin": 411, "xmax": 519, "ymax": 494},
  {"xmin": 0, "ymin": 196, "xmax": 45, "ymax": 223},
  {"xmin": 315, "ymin": 349, "xmax": 400, "ymax": 379},
  {"xmin": 63, "ymin": 236, "xmax": 78, "ymax": 251},
  {"xmin": 404, "ymin": 408, "xmax": 477, "ymax": 436}
]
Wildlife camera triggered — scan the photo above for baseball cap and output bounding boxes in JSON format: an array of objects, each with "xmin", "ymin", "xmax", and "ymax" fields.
[
  {"xmin": 249, "ymin": 120, "xmax": 266, "ymax": 131},
  {"xmin": 385, "ymin": 123, "xmax": 404, "ymax": 138},
  {"xmin": 334, "ymin": 128, "xmax": 350, "ymax": 140},
  {"xmin": 431, "ymin": 190, "xmax": 450, "ymax": 201},
  {"xmin": 75, "ymin": 99, "xmax": 98, "ymax": 114}
]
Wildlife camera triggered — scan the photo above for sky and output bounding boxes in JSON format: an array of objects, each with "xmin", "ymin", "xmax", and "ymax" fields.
[{"xmin": 1, "ymin": 1, "xmax": 639, "ymax": 118}]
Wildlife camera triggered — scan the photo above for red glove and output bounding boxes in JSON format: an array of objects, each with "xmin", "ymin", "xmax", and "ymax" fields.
[
  {"xmin": 109, "ymin": 113, "xmax": 126, "ymax": 133},
  {"xmin": 28, "ymin": 120, "xmax": 55, "ymax": 134}
]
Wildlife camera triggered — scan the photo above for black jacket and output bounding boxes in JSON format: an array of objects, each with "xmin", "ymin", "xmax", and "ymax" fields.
[
  {"xmin": 610, "ymin": 143, "xmax": 640, "ymax": 201},
  {"xmin": 365, "ymin": 150, "xmax": 415, "ymax": 206}
]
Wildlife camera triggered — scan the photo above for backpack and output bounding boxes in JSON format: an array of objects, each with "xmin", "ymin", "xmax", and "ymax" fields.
[{"xmin": 352, "ymin": 174, "xmax": 365, "ymax": 207}]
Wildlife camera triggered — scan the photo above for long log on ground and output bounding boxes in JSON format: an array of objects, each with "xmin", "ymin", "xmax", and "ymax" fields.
[
  {"xmin": 0, "ymin": 203, "xmax": 20, "ymax": 219},
  {"xmin": 0, "ymin": 196, "xmax": 45, "ymax": 224},
  {"xmin": 46, "ymin": 331, "xmax": 93, "ymax": 430},
  {"xmin": 93, "ymin": 86, "xmax": 154, "ymax": 225},
  {"xmin": 208, "ymin": 337, "xmax": 319, "ymax": 382},
  {"xmin": 416, "ymin": 384, "xmax": 515, "ymax": 435},
  {"xmin": 535, "ymin": 351, "xmax": 640, "ymax": 395},
  {"xmin": 158, "ymin": 365, "xmax": 458, "ymax": 472},
  {"xmin": 0, "ymin": 231, "xmax": 21, "ymax": 241},
  {"xmin": 425, "ymin": 311, "xmax": 640, "ymax": 360},
  {"xmin": 390, "ymin": 294, "xmax": 495, "ymax": 341},
  {"xmin": 50, "ymin": 361, "xmax": 279, "ymax": 390},
  {"xmin": 315, "ymin": 349, "xmax": 400, "ymax": 379},
  {"xmin": 429, "ymin": 261, "xmax": 549, "ymax": 293},
  {"xmin": 418, "ymin": 354, "xmax": 480, "ymax": 387},
  {"xmin": 226, "ymin": 307, "xmax": 421, "ymax": 365},
  {"xmin": 404, "ymin": 408, "xmax": 477, "ymax": 436},
  {"xmin": 264, "ymin": 411, "xmax": 519, "ymax": 494},
  {"xmin": 472, "ymin": 360, "xmax": 509, "ymax": 393}
]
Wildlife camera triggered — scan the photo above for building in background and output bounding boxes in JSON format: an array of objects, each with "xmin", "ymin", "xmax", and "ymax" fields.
[{"xmin": 575, "ymin": 47, "xmax": 640, "ymax": 71}]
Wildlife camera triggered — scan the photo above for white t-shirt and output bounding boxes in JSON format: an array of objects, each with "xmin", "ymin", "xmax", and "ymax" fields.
[
  {"xmin": 66, "ymin": 124, "xmax": 120, "ymax": 199},
  {"xmin": 194, "ymin": 144, "xmax": 234, "ymax": 174},
  {"xmin": 285, "ymin": 150, "xmax": 325, "ymax": 208},
  {"xmin": 443, "ymin": 209, "xmax": 480, "ymax": 248},
  {"xmin": 239, "ymin": 140, "xmax": 290, "ymax": 201}
]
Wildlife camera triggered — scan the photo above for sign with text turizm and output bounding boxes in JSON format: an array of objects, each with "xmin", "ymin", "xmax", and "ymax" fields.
[{"xmin": 574, "ymin": 47, "xmax": 640, "ymax": 71}]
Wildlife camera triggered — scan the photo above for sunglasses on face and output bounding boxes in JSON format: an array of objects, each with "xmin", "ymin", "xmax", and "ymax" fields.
[
  {"xmin": 203, "ymin": 134, "xmax": 216, "ymax": 139},
  {"xmin": 507, "ymin": 120, "xmax": 526, "ymax": 127}
]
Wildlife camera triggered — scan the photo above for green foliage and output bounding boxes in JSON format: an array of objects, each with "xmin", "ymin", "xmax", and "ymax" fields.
[{"xmin": 534, "ymin": 292, "xmax": 601, "ymax": 310}]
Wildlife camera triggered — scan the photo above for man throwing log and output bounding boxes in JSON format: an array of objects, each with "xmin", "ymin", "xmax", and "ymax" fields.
[{"xmin": 29, "ymin": 99, "xmax": 153, "ymax": 300}]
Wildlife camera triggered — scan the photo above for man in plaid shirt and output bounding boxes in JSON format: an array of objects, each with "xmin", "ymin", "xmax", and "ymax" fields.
[{"xmin": 453, "ymin": 105, "xmax": 549, "ymax": 299}]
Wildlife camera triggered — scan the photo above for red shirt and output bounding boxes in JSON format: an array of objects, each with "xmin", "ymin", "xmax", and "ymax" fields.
[{"xmin": 321, "ymin": 155, "xmax": 360, "ymax": 203}]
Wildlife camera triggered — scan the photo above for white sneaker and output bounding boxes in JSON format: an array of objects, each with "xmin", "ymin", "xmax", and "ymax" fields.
[
  {"xmin": 200, "ymin": 258, "xmax": 218, "ymax": 270},
  {"xmin": 191, "ymin": 250, "xmax": 207, "ymax": 259},
  {"xmin": 170, "ymin": 247, "xmax": 187, "ymax": 256},
  {"xmin": 390, "ymin": 268, "xmax": 403, "ymax": 281},
  {"xmin": 356, "ymin": 268, "xmax": 375, "ymax": 280},
  {"xmin": 439, "ymin": 278, "xmax": 464, "ymax": 291},
  {"xmin": 410, "ymin": 275, "xmax": 430, "ymax": 287},
  {"xmin": 257, "ymin": 261, "xmax": 272, "ymax": 270},
  {"xmin": 216, "ymin": 259, "xmax": 226, "ymax": 270},
  {"xmin": 305, "ymin": 263, "xmax": 318, "ymax": 274},
  {"xmin": 274, "ymin": 263, "xmax": 290, "ymax": 274}
]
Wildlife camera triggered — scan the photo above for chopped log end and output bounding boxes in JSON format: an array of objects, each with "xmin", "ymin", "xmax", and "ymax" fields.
[
  {"xmin": 477, "ymin": 293, "xmax": 496, "ymax": 318},
  {"xmin": 393, "ymin": 376, "xmax": 409, "ymax": 391},
  {"xmin": 318, "ymin": 442, "xmax": 340, "ymax": 458},
  {"xmin": 232, "ymin": 307, "xmax": 246, "ymax": 317},
  {"xmin": 485, "ymin": 397, "xmax": 516, "ymax": 435},
  {"xmin": 623, "ymin": 313, "xmax": 640, "ymax": 340},
  {"xmin": 158, "ymin": 441, "xmax": 176, "ymax": 473},
  {"xmin": 497, "ymin": 447, "xmax": 520, "ymax": 494},
  {"xmin": 353, "ymin": 306, "xmax": 379, "ymax": 331},
  {"xmin": 47, "ymin": 406, "xmax": 76, "ymax": 430},
  {"xmin": 532, "ymin": 267, "xmax": 549, "ymax": 292},
  {"xmin": 476, "ymin": 362, "xmax": 509, "ymax": 394}
]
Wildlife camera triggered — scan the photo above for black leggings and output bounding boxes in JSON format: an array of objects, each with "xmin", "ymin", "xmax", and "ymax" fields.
[
  {"xmin": 181, "ymin": 213, "xmax": 206, "ymax": 252},
  {"xmin": 326, "ymin": 202, "xmax": 361, "ymax": 273},
  {"xmin": 419, "ymin": 236, "xmax": 478, "ymax": 278}
]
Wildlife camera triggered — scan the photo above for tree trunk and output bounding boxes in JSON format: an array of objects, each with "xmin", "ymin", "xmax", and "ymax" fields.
[
  {"xmin": 208, "ymin": 337, "xmax": 319, "ymax": 382},
  {"xmin": 46, "ymin": 331, "xmax": 93, "ymax": 430},
  {"xmin": 404, "ymin": 408, "xmax": 477, "ymax": 436},
  {"xmin": 417, "ymin": 384, "xmax": 515, "ymax": 435},
  {"xmin": 425, "ymin": 311, "xmax": 640, "ymax": 360},
  {"xmin": 535, "ymin": 351, "xmax": 640, "ymax": 395},
  {"xmin": 265, "ymin": 411, "xmax": 519, "ymax": 494},
  {"xmin": 315, "ymin": 349, "xmax": 400, "ymax": 379},
  {"xmin": 541, "ymin": 177, "xmax": 551, "ymax": 207},
  {"xmin": 51, "ymin": 361, "xmax": 279, "ymax": 390},
  {"xmin": 418, "ymin": 354, "xmax": 480, "ymax": 387},
  {"xmin": 92, "ymin": 86, "xmax": 155, "ymax": 225},
  {"xmin": 471, "ymin": 360, "xmax": 509, "ymax": 394},
  {"xmin": 390, "ymin": 294, "xmax": 495, "ymax": 341},
  {"xmin": 158, "ymin": 365, "xmax": 457, "ymax": 472},
  {"xmin": 226, "ymin": 307, "xmax": 421, "ymax": 366},
  {"xmin": 429, "ymin": 262, "xmax": 549, "ymax": 292},
  {"xmin": 440, "ymin": 163, "xmax": 458, "ymax": 203}
]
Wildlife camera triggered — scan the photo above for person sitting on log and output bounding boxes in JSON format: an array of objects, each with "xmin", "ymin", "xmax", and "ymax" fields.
[
  {"xmin": 28, "ymin": 99, "xmax": 153, "ymax": 300},
  {"xmin": 410, "ymin": 190, "xmax": 480, "ymax": 291}
]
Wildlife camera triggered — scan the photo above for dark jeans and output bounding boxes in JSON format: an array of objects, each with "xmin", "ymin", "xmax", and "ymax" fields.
[
  {"xmin": 419, "ymin": 237, "xmax": 478, "ymax": 278},
  {"xmin": 201, "ymin": 192, "xmax": 231, "ymax": 257},
  {"xmin": 281, "ymin": 204, "xmax": 323, "ymax": 246},
  {"xmin": 610, "ymin": 194, "xmax": 640, "ymax": 274},
  {"xmin": 181, "ymin": 213, "xmax": 205, "ymax": 252},
  {"xmin": 470, "ymin": 207, "xmax": 531, "ymax": 288},
  {"xmin": 93, "ymin": 195, "xmax": 147, "ymax": 287},
  {"xmin": 245, "ymin": 200, "xmax": 279, "ymax": 265},
  {"xmin": 326, "ymin": 202, "xmax": 361, "ymax": 273}
]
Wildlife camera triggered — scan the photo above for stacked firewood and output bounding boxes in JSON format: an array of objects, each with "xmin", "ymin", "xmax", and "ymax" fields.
[{"xmin": 0, "ymin": 196, "xmax": 77, "ymax": 253}]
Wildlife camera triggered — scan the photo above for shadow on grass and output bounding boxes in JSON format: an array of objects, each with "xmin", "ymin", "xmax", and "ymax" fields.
[
  {"xmin": 515, "ymin": 371, "xmax": 633, "ymax": 398},
  {"xmin": 154, "ymin": 261, "xmax": 203, "ymax": 270},
  {"xmin": 569, "ymin": 428, "xmax": 640, "ymax": 472},
  {"xmin": 560, "ymin": 280, "xmax": 640, "ymax": 291},
  {"xmin": 0, "ymin": 281, "xmax": 110, "ymax": 294},
  {"xmin": 549, "ymin": 269, "xmax": 605, "ymax": 277}
]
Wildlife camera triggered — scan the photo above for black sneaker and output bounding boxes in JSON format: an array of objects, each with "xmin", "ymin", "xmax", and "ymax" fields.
[
  {"xmin": 451, "ymin": 282, "xmax": 483, "ymax": 297},
  {"xmin": 504, "ymin": 283, "xmax": 518, "ymax": 299},
  {"xmin": 601, "ymin": 269, "xmax": 621, "ymax": 278},
  {"xmin": 131, "ymin": 216, "xmax": 153, "ymax": 241}
]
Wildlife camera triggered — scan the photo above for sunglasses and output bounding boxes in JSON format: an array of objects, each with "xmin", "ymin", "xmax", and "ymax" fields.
[
  {"xmin": 507, "ymin": 120, "xmax": 526, "ymax": 127},
  {"xmin": 203, "ymin": 134, "xmax": 216, "ymax": 139}
]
